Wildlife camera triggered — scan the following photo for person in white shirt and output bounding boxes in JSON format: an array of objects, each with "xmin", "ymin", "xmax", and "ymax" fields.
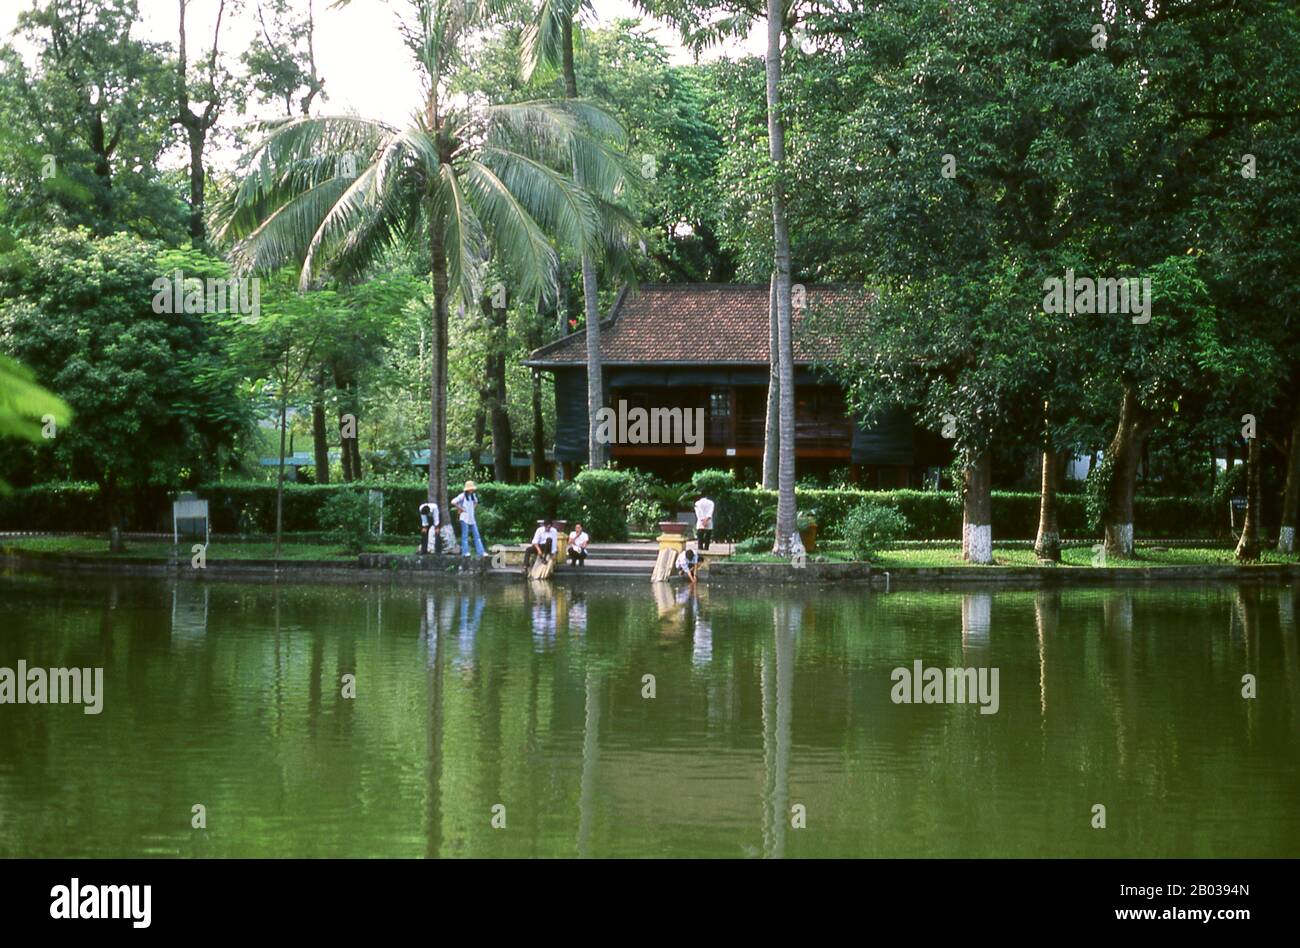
[
  {"xmin": 567, "ymin": 523, "xmax": 590, "ymax": 567},
  {"xmin": 524, "ymin": 519, "xmax": 558, "ymax": 570},
  {"xmin": 676, "ymin": 545, "xmax": 700, "ymax": 587},
  {"xmin": 451, "ymin": 480, "xmax": 486, "ymax": 557},
  {"xmin": 694, "ymin": 494, "xmax": 715, "ymax": 551},
  {"xmin": 418, "ymin": 501, "xmax": 441, "ymax": 555}
]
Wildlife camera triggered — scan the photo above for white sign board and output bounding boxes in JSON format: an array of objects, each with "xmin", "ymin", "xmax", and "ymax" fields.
[{"xmin": 173, "ymin": 497, "xmax": 210, "ymax": 544}]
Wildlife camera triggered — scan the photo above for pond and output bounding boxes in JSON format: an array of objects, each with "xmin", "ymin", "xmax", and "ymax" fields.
[{"xmin": 1, "ymin": 573, "xmax": 1297, "ymax": 857}]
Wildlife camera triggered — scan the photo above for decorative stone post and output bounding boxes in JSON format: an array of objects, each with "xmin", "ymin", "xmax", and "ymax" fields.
[{"xmin": 652, "ymin": 521, "xmax": 688, "ymax": 582}]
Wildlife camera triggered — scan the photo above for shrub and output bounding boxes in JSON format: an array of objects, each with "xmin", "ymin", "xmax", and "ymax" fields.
[
  {"xmin": 0, "ymin": 479, "xmax": 1228, "ymax": 541},
  {"xmin": 842, "ymin": 502, "xmax": 910, "ymax": 561},
  {"xmin": 320, "ymin": 490, "xmax": 371, "ymax": 554},
  {"xmin": 1084, "ymin": 455, "xmax": 1114, "ymax": 532},
  {"xmin": 573, "ymin": 468, "xmax": 635, "ymax": 541}
]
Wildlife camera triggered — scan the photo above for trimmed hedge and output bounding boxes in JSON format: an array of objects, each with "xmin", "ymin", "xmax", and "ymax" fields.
[{"xmin": 0, "ymin": 479, "xmax": 1227, "ymax": 541}]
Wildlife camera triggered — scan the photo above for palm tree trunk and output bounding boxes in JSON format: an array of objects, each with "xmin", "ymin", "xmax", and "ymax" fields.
[
  {"xmin": 275, "ymin": 382, "xmax": 288, "ymax": 559},
  {"xmin": 762, "ymin": 271, "xmax": 779, "ymax": 490},
  {"xmin": 1034, "ymin": 447, "xmax": 1061, "ymax": 562},
  {"xmin": 428, "ymin": 228, "xmax": 450, "ymax": 514},
  {"xmin": 487, "ymin": 300, "xmax": 513, "ymax": 482},
  {"xmin": 581, "ymin": 254, "xmax": 604, "ymax": 469},
  {"xmin": 560, "ymin": 19, "xmax": 605, "ymax": 470},
  {"xmin": 1034, "ymin": 402, "xmax": 1060, "ymax": 562},
  {"xmin": 1236, "ymin": 435, "xmax": 1262, "ymax": 561},
  {"xmin": 766, "ymin": 0, "xmax": 796, "ymax": 554}
]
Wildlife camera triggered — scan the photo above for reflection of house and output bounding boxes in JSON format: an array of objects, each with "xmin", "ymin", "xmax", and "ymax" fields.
[{"xmin": 523, "ymin": 284, "xmax": 948, "ymax": 484}]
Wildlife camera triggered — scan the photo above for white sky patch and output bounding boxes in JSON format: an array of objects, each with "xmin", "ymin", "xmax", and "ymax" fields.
[{"xmin": 1, "ymin": 0, "xmax": 765, "ymax": 170}]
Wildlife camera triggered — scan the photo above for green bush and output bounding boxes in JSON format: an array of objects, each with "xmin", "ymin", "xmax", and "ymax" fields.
[
  {"xmin": 320, "ymin": 490, "xmax": 371, "ymax": 554},
  {"xmin": 842, "ymin": 502, "xmax": 911, "ymax": 561},
  {"xmin": 0, "ymin": 479, "xmax": 1228, "ymax": 541},
  {"xmin": 572, "ymin": 468, "xmax": 634, "ymax": 540}
]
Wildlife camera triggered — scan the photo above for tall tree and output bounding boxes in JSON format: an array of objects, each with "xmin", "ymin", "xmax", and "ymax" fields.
[
  {"xmin": 0, "ymin": 0, "xmax": 182, "ymax": 238},
  {"xmin": 171, "ymin": 0, "xmax": 238, "ymax": 244},
  {"xmin": 243, "ymin": 0, "xmax": 327, "ymax": 117},
  {"xmin": 637, "ymin": 0, "xmax": 802, "ymax": 552},
  {"xmin": 522, "ymin": 0, "xmax": 640, "ymax": 471}
]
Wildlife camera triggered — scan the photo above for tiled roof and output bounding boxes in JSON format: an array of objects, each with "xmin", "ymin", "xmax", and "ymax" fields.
[{"xmin": 524, "ymin": 283, "xmax": 870, "ymax": 366}]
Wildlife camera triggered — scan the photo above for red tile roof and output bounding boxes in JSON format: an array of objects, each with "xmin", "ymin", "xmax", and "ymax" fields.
[{"xmin": 524, "ymin": 283, "xmax": 870, "ymax": 367}]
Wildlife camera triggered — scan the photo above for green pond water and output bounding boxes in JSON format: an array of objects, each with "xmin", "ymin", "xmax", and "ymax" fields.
[{"xmin": 1, "ymin": 573, "xmax": 1298, "ymax": 858}]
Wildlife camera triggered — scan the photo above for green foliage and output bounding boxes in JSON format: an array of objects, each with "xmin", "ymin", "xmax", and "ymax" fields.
[
  {"xmin": 0, "ymin": 229, "xmax": 249, "ymax": 509},
  {"xmin": 842, "ymin": 503, "xmax": 911, "ymax": 562},
  {"xmin": 572, "ymin": 468, "xmax": 634, "ymax": 540},
  {"xmin": 320, "ymin": 490, "xmax": 371, "ymax": 555},
  {"xmin": 0, "ymin": 354, "xmax": 71, "ymax": 491},
  {"xmin": 1084, "ymin": 456, "xmax": 1114, "ymax": 533},
  {"xmin": 1212, "ymin": 462, "xmax": 1248, "ymax": 507},
  {"xmin": 0, "ymin": 481, "xmax": 1229, "ymax": 541}
]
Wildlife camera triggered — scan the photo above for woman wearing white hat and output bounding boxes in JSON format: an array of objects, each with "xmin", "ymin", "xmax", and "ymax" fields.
[{"xmin": 451, "ymin": 480, "xmax": 486, "ymax": 557}]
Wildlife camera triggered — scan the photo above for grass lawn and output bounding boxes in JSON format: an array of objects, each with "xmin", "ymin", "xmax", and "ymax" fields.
[
  {"xmin": 732, "ymin": 542, "xmax": 1300, "ymax": 568},
  {"xmin": 0, "ymin": 536, "xmax": 423, "ymax": 561}
]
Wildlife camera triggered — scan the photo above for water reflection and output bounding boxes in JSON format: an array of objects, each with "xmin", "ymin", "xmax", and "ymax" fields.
[{"xmin": 1, "ymin": 575, "xmax": 1297, "ymax": 858}]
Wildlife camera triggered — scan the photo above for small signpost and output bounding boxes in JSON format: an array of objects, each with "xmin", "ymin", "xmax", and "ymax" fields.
[{"xmin": 173, "ymin": 492, "xmax": 210, "ymax": 545}]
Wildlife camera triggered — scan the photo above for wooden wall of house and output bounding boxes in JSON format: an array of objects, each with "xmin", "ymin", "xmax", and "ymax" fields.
[
  {"xmin": 553, "ymin": 369, "xmax": 590, "ymax": 463},
  {"xmin": 547, "ymin": 365, "xmax": 943, "ymax": 479}
]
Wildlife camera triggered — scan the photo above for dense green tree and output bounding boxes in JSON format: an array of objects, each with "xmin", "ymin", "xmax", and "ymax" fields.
[
  {"xmin": 0, "ymin": 0, "xmax": 185, "ymax": 239},
  {"xmin": 0, "ymin": 230, "xmax": 248, "ymax": 538}
]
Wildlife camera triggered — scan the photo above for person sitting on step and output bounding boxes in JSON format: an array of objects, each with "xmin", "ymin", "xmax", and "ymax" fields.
[
  {"xmin": 567, "ymin": 523, "xmax": 590, "ymax": 567},
  {"xmin": 524, "ymin": 519, "xmax": 559, "ymax": 570}
]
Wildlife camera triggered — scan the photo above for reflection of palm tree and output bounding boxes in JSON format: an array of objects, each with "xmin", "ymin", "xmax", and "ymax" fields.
[
  {"xmin": 762, "ymin": 602, "xmax": 798, "ymax": 858},
  {"xmin": 423, "ymin": 591, "xmax": 446, "ymax": 858},
  {"xmin": 1279, "ymin": 587, "xmax": 1300, "ymax": 733},
  {"xmin": 1234, "ymin": 588, "xmax": 1261, "ymax": 741},
  {"xmin": 577, "ymin": 667, "xmax": 601, "ymax": 857}
]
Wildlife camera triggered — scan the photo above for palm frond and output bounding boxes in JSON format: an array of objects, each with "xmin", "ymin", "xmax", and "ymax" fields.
[
  {"xmin": 478, "ymin": 144, "xmax": 598, "ymax": 255},
  {"xmin": 432, "ymin": 162, "xmax": 488, "ymax": 303}
]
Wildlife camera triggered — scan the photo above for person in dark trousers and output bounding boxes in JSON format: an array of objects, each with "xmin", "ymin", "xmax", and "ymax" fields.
[
  {"xmin": 524, "ymin": 519, "xmax": 558, "ymax": 570},
  {"xmin": 567, "ymin": 523, "xmax": 590, "ymax": 567},
  {"xmin": 418, "ymin": 501, "xmax": 441, "ymax": 554},
  {"xmin": 694, "ymin": 493, "xmax": 715, "ymax": 551}
]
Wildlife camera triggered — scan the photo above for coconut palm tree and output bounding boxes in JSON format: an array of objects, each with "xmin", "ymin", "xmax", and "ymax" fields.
[
  {"xmin": 522, "ymin": 0, "xmax": 642, "ymax": 470},
  {"xmin": 635, "ymin": 0, "xmax": 800, "ymax": 553},
  {"xmin": 217, "ymin": 0, "xmax": 630, "ymax": 515}
]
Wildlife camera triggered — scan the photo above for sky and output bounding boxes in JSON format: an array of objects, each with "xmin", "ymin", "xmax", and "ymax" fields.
[{"xmin": 0, "ymin": 0, "xmax": 766, "ymax": 133}]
